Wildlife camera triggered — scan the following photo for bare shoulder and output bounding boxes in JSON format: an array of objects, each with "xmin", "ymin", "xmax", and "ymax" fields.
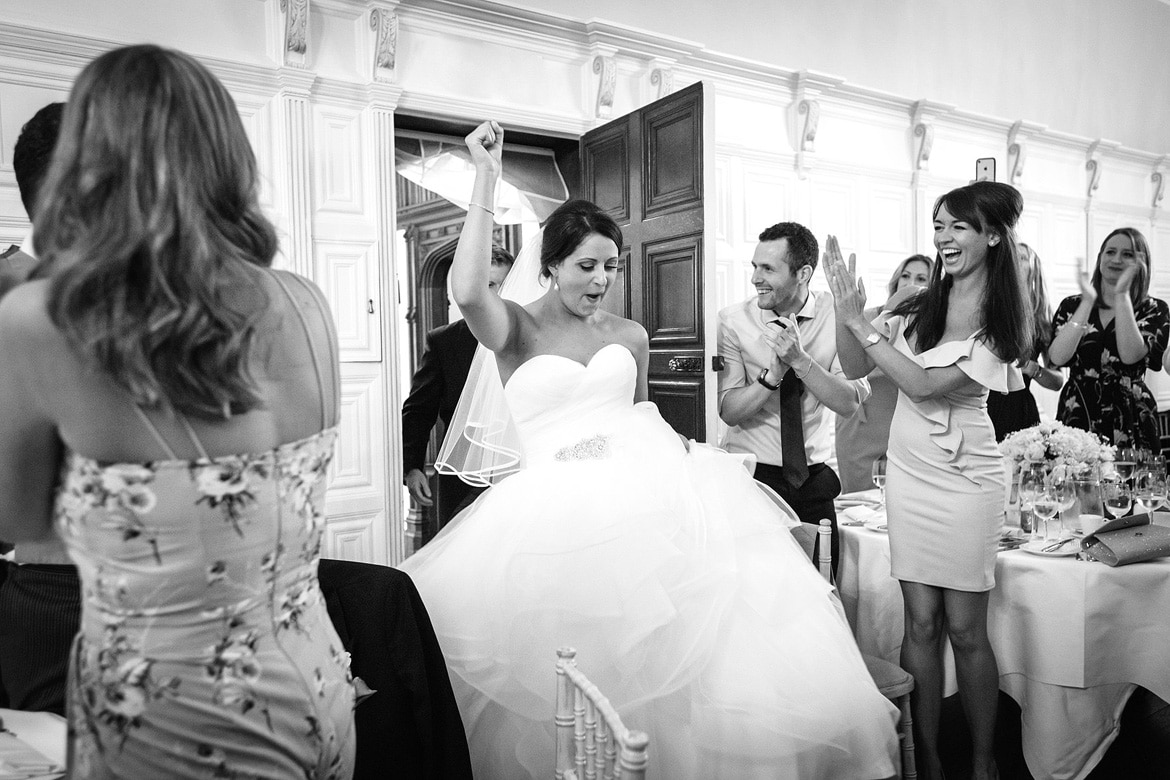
[
  {"xmin": 603, "ymin": 313, "xmax": 648, "ymax": 357},
  {"xmin": 0, "ymin": 279, "xmax": 56, "ymax": 344}
]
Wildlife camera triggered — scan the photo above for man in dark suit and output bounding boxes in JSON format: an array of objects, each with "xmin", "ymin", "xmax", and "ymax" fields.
[
  {"xmin": 0, "ymin": 101, "xmax": 81, "ymax": 717},
  {"xmin": 402, "ymin": 245, "xmax": 513, "ymax": 530}
]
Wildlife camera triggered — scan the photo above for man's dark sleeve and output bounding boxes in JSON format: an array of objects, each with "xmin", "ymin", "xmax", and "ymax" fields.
[{"xmin": 401, "ymin": 331, "xmax": 445, "ymax": 474}]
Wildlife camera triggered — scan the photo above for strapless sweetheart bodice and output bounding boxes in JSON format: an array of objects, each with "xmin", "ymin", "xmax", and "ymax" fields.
[{"xmin": 503, "ymin": 343, "xmax": 646, "ymax": 465}]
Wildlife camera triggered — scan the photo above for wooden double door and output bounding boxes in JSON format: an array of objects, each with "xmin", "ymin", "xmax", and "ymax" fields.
[{"xmin": 579, "ymin": 81, "xmax": 711, "ymax": 441}]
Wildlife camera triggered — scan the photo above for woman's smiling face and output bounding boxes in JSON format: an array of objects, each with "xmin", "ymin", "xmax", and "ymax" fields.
[
  {"xmin": 1097, "ymin": 232, "xmax": 1140, "ymax": 283},
  {"xmin": 933, "ymin": 203, "xmax": 993, "ymax": 279},
  {"xmin": 550, "ymin": 232, "xmax": 620, "ymax": 316}
]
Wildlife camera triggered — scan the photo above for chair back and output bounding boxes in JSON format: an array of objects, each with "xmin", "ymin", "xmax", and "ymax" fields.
[
  {"xmin": 554, "ymin": 647, "xmax": 649, "ymax": 780},
  {"xmin": 790, "ymin": 519, "xmax": 834, "ymax": 582}
]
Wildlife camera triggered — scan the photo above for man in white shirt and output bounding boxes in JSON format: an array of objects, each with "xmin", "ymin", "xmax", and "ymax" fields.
[{"xmin": 717, "ymin": 222, "xmax": 869, "ymax": 574}]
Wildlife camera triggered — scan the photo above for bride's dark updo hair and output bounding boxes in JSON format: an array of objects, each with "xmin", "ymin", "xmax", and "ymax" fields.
[{"xmin": 539, "ymin": 199, "xmax": 623, "ymax": 279}]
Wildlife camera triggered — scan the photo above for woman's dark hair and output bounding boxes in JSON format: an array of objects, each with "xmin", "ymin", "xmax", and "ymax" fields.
[
  {"xmin": 36, "ymin": 44, "xmax": 278, "ymax": 419},
  {"xmin": 894, "ymin": 181, "xmax": 1032, "ymax": 362},
  {"xmin": 1018, "ymin": 243, "xmax": 1053, "ymax": 359},
  {"xmin": 886, "ymin": 254, "xmax": 935, "ymax": 298},
  {"xmin": 1091, "ymin": 227, "xmax": 1151, "ymax": 309},
  {"xmin": 539, "ymin": 199, "xmax": 623, "ymax": 278}
]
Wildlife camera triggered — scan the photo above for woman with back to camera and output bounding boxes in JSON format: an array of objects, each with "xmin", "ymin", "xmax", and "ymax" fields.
[
  {"xmin": 826, "ymin": 181, "xmax": 1033, "ymax": 780},
  {"xmin": 835, "ymin": 253, "xmax": 934, "ymax": 493},
  {"xmin": 0, "ymin": 46, "xmax": 354, "ymax": 778},
  {"xmin": 1048, "ymin": 227, "xmax": 1168, "ymax": 453},
  {"xmin": 986, "ymin": 242, "xmax": 1064, "ymax": 441},
  {"xmin": 399, "ymin": 120, "xmax": 899, "ymax": 779}
]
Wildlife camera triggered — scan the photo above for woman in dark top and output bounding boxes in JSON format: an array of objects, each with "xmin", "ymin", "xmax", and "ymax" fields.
[
  {"xmin": 1048, "ymin": 228, "xmax": 1169, "ymax": 451},
  {"xmin": 987, "ymin": 243, "xmax": 1063, "ymax": 440}
]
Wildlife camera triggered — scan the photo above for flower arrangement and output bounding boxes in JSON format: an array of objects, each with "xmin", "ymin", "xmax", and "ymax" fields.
[{"xmin": 1000, "ymin": 421, "xmax": 1116, "ymax": 481}]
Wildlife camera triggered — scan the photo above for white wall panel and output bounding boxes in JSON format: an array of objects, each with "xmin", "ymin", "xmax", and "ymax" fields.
[{"xmin": 313, "ymin": 239, "xmax": 382, "ymax": 362}]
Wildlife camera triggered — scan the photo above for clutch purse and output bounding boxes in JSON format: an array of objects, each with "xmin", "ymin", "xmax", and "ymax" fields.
[{"xmin": 1080, "ymin": 512, "xmax": 1170, "ymax": 566}]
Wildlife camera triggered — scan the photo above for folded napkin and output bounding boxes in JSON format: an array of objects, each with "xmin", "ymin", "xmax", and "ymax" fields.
[
  {"xmin": 839, "ymin": 505, "xmax": 885, "ymax": 526},
  {"xmin": 0, "ymin": 732, "xmax": 61, "ymax": 778}
]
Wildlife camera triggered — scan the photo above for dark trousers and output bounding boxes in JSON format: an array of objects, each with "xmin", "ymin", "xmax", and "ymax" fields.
[
  {"xmin": 435, "ymin": 474, "xmax": 485, "ymax": 530},
  {"xmin": 754, "ymin": 462, "xmax": 841, "ymax": 580},
  {"xmin": 0, "ymin": 561, "xmax": 82, "ymax": 716}
]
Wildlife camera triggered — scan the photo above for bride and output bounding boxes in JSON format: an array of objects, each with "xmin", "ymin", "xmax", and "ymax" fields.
[{"xmin": 399, "ymin": 121, "xmax": 899, "ymax": 779}]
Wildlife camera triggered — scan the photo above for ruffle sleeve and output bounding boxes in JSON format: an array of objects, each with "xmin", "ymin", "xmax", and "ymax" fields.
[{"xmin": 918, "ymin": 338, "xmax": 1023, "ymax": 394}]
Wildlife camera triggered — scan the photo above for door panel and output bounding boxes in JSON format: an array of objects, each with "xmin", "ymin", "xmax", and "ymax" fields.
[{"xmin": 581, "ymin": 81, "xmax": 708, "ymax": 439}]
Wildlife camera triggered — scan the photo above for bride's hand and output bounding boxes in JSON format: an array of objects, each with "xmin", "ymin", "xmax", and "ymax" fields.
[
  {"xmin": 465, "ymin": 120, "xmax": 504, "ymax": 176},
  {"xmin": 822, "ymin": 235, "xmax": 866, "ymax": 325}
]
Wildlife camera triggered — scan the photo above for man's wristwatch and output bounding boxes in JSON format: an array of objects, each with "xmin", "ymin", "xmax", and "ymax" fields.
[
  {"xmin": 757, "ymin": 367, "xmax": 781, "ymax": 391},
  {"xmin": 861, "ymin": 332, "xmax": 882, "ymax": 350}
]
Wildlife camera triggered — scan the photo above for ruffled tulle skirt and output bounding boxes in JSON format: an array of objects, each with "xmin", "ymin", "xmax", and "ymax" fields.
[{"xmin": 401, "ymin": 406, "xmax": 898, "ymax": 779}]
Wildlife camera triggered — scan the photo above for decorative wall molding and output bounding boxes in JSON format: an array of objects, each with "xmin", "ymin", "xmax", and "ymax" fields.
[
  {"xmin": 1153, "ymin": 156, "xmax": 1168, "ymax": 210},
  {"xmin": 1007, "ymin": 119, "xmax": 1047, "ymax": 187},
  {"xmin": 910, "ymin": 99, "xmax": 955, "ymax": 173},
  {"xmin": 592, "ymin": 53, "xmax": 618, "ymax": 120},
  {"xmin": 649, "ymin": 60, "xmax": 675, "ymax": 100},
  {"xmin": 1086, "ymin": 139, "xmax": 1121, "ymax": 199},
  {"xmin": 275, "ymin": 67, "xmax": 317, "ymax": 278},
  {"xmin": 279, "ymin": 0, "xmax": 310, "ymax": 67},
  {"xmin": 369, "ymin": 5, "xmax": 398, "ymax": 82},
  {"xmin": 791, "ymin": 71, "xmax": 842, "ymax": 180}
]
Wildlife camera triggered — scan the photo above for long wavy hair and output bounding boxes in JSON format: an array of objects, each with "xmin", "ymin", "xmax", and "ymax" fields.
[
  {"xmin": 894, "ymin": 181, "xmax": 1032, "ymax": 363},
  {"xmin": 1090, "ymin": 227, "xmax": 1151, "ymax": 309},
  {"xmin": 1018, "ymin": 242, "xmax": 1053, "ymax": 359},
  {"xmin": 35, "ymin": 45, "xmax": 277, "ymax": 418}
]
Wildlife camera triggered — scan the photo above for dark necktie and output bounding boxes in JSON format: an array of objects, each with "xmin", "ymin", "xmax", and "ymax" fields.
[{"xmin": 779, "ymin": 368, "xmax": 809, "ymax": 491}]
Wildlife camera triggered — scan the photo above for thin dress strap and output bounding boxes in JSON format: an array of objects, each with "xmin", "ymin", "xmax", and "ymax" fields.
[
  {"xmin": 267, "ymin": 269, "xmax": 336, "ymax": 430},
  {"xmin": 130, "ymin": 405, "xmax": 180, "ymax": 461}
]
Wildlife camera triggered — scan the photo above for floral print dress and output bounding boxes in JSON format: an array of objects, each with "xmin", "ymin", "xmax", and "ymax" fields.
[
  {"xmin": 1052, "ymin": 294, "xmax": 1170, "ymax": 452},
  {"xmin": 55, "ymin": 426, "xmax": 356, "ymax": 779}
]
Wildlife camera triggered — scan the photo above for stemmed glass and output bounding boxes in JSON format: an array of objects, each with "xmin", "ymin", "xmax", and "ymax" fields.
[
  {"xmin": 1049, "ymin": 474, "xmax": 1076, "ymax": 540},
  {"xmin": 871, "ymin": 456, "xmax": 887, "ymax": 509},
  {"xmin": 1134, "ymin": 467, "xmax": 1167, "ymax": 514},
  {"xmin": 1017, "ymin": 462, "xmax": 1048, "ymax": 536},
  {"xmin": 1102, "ymin": 479, "xmax": 1133, "ymax": 520},
  {"xmin": 1030, "ymin": 487, "xmax": 1062, "ymax": 542},
  {"xmin": 1114, "ymin": 448, "xmax": 1138, "ymax": 487}
]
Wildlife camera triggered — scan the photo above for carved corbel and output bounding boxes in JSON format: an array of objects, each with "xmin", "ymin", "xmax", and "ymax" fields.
[
  {"xmin": 279, "ymin": 0, "xmax": 309, "ymax": 67},
  {"xmin": 790, "ymin": 71, "xmax": 841, "ymax": 180},
  {"xmin": 1006, "ymin": 120, "xmax": 1046, "ymax": 187},
  {"xmin": 593, "ymin": 55, "xmax": 617, "ymax": 120},
  {"xmin": 1152, "ymin": 156, "xmax": 1168, "ymax": 210},
  {"xmin": 649, "ymin": 65, "xmax": 675, "ymax": 100},
  {"xmin": 369, "ymin": 6, "xmax": 398, "ymax": 83},
  {"xmin": 1085, "ymin": 139, "xmax": 1119, "ymax": 200},
  {"xmin": 910, "ymin": 100, "xmax": 953, "ymax": 174}
]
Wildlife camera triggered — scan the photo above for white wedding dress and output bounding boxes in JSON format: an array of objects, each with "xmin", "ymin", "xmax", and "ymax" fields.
[{"xmin": 401, "ymin": 343, "xmax": 899, "ymax": 779}]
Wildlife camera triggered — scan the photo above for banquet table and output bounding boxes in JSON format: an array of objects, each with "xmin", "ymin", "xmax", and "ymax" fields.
[{"xmin": 835, "ymin": 495, "xmax": 1170, "ymax": 780}]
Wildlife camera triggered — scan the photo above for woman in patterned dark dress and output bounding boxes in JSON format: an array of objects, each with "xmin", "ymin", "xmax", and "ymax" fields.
[
  {"xmin": 1048, "ymin": 228, "xmax": 1169, "ymax": 452},
  {"xmin": 986, "ymin": 243, "xmax": 1064, "ymax": 441}
]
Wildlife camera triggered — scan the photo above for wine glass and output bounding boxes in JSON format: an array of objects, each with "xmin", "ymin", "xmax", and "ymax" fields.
[
  {"xmin": 1030, "ymin": 488, "xmax": 1062, "ymax": 542},
  {"xmin": 1049, "ymin": 474, "xmax": 1076, "ymax": 539},
  {"xmin": 1114, "ymin": 448, "xmax": 1137, "ymax": 486},
  {"xmin": 1017, "ymin": 462, "xmax": 1047, "ymax": 536},
  {"xmin": 871, "ymin": 456, "xmax": 887, "ymax": 508},
  {"xmin": 1102, "ymin": 479, "xmax": 1133, "ymax": 520},
  {"xmin": 1134, "ymin": 468, "xmax": 1167, "ymax": 514}
]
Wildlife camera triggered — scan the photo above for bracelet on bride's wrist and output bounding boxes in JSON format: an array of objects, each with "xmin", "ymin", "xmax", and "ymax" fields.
[{"xmin": 468, "ymin": 201, "xmax": 495, "ymax": 216}]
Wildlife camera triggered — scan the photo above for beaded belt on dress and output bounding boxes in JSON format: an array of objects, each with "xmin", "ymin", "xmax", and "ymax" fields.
[{"xmin": 554, "ymin": 434, "xmax": 611, "ymax": 462}]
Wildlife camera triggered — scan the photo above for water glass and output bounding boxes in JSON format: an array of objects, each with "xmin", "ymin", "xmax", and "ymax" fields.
[
  {"xmin": 1102, "ymin": 479, "xmax": 1133, "ymax": 521},
  {"xmin": 1016, "ymin": 462, "xmax": 1047, "ymax": 535},
  {"xmin": 871, "ymin": 456, "xmax": 887, "ymax": 507},
  {"xmin": 1031, "ymin": 489, "xmax": 1062, "ymax": 542},
  {"xmin": 1134, "ymin": 468, "xmax": 1167, "ymax": 514}
]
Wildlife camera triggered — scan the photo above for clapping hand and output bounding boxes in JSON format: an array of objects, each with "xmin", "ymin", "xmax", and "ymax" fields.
[
  {"xmin": 766, "ymin": 315, "xmax": 805, "ymax": 365},
  {"xmin": 822, "ymin": 235, "xmax": 866, "ymax": 325},
  {"xmin": 465, "ymin": 120, "xmax": 504, "ymax": 175},
  {"xmin": 1075, "ymin": 269, "xmax": 1097, "ymax": 305},
  {"xmin": 1115, "ymin": 253, "xmax": 1143, "ymax": 296}
]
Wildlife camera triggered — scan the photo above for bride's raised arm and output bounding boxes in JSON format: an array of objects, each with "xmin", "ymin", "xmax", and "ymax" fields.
[{"xmin": 450, "ymin": 120, "xmax": 519, "ymax": 353}]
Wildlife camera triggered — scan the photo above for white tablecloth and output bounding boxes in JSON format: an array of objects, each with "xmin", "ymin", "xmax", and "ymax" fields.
[
  {"xmin": 836, "ymin": 496, "xmax": 1170, "ymax": 780},
  {"xmin": 0, "ymin": 709, "xmax": 65, "ymax": 779}
]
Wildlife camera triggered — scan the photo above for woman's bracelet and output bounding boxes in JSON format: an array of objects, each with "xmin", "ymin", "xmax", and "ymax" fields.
[
  {"xmin": 795, "ymin": 356, "xmax": 815, "ymax": 379},
  {"xmin": 468, "ymin": 201, "xmax": 495, "ymax": 216}
]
